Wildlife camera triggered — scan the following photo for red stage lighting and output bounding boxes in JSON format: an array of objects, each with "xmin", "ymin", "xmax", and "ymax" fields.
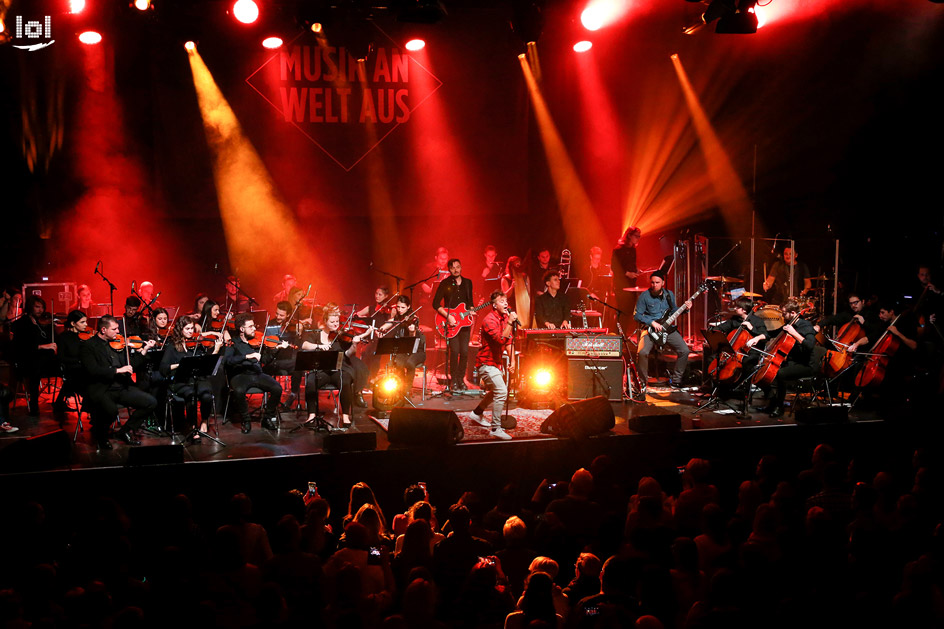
[
  {"xmin": 233, "ymin": 0, "xmax": 259, "ymax": 24},
  {"xmin": 78, "ymin": 31, "xmax": 102, "ymax": 45},
  {"xmin": 573, "ymin": 40, "xmax": 592, "ymax": 52},
  {"xmin": 70, "ymin": 0, "xmax": 86, "ymax": 14},
  {"xmin": 134, "ymin": 0, "xmax": 151, "ymax": 10},
  {"xmin": 580, "ymin": 0, "xmax": 627, "ymax": 31},
  {"xmin": 405, "ymin": 38, "xmax": 426, "ymax": 51},
  {"xmin": 752, "ymin": 6, "xmax": 766, "ymax": 28},
  {"xmin": 262, "ymin": 36, "xmax": 283, "ymax": 49}
]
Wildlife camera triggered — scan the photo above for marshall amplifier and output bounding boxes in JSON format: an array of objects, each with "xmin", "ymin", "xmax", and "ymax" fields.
[
  {"xmin": 567, "ymin": 358, "xmax": 624, "ymax": 401},
  {"xmin": 564, "ymin": 335, "xmax": 622, "ymax": 357}
]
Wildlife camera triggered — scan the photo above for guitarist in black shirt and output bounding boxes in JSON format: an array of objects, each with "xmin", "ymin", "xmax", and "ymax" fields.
[{"xmin": 433, "ymin": 258, "xmax": 474, "ymax": 392}]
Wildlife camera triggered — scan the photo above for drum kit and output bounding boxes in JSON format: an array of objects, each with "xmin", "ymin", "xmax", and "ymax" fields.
[{"xmin": 701, "ymin": 273, "xmax": 830, "ymax": 328}]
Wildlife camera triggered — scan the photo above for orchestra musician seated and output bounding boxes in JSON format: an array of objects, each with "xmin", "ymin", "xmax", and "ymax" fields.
[
  {"xmin": 757, "ymin": 299, "xmax": 818, "ymax": 419},
  {"xmin": 79, "ymin": 315, "xmax": 158, "ymax": 449},
  {"xmin": 379, "ymin": 295, "xmax": 427, "ymax": 379},
  {"xmin": 300, "ymin": 310, "xmax": 373, "ymax": 429},
  {"xmin": 53, "ymin": 309, "xmax": 90, "ymax": 415},
  {"xmin": 11, "ymin": 295, "xmax": 58, "ymax": 416},
  {"xmin": 534, "ymin": 270, "xmax": 571, "ymax": 330},
  {"xmin": 161, "ymin": 316, "xmax": 224, "ymax": 442},
  {"xmin": 225, "ymin": 313, "xmax": 285, "ymax": 434},
  {"xmin": 715, "ymin": 297, "xmax": 770, "ymax": 385}
]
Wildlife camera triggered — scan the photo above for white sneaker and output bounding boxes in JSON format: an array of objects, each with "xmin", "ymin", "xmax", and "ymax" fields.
[
  {"xmin": 490, "ymin": 427, "xmax": 512, "ymax": 441},
  {"xmin": 469, "ymin": 410, "xmax": 491, "ymax": 428},
  {"xmin": 0, "ymin": 422, "xmax": 19, "ymax": 433}
]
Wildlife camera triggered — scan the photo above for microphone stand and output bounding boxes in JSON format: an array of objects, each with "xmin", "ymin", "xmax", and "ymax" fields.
[
  {"xmin": 404, "ymin": 270, "xmax": 440, "ymax": 315},
  {"xmin": 370, "ymin": 264, "xmax": 405, "ymax": 294},
  {"xmin": 130, "ymin": 283, "xmax": 159, "ymax": 319},
  {"xmin": 712, "ymin": 242, "xmax": 741, "ymax": 270},
  {"xmin": 283, "ymin": 284, "xmax": 312, "ymax": 338},
  {"xmin": 94, "ymin": 263, "xmax": 118, "ymax": 316},
  {"xmin": 226, "ymin": 276, "xmax": 259, "ymax": 312}
]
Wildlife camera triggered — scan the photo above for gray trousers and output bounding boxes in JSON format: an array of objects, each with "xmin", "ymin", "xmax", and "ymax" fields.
[{"xmin": 637, "ymin": 330, "xmax": 690, "ymax": 384}]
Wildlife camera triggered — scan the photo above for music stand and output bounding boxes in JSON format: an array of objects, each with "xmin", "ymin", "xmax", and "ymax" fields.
[
  {"xmin": 375, "ymin": 336, "xmax": 422, "ymax": 409},
  {"xmin": 140, "ymin": 348, "xmax": 167, "ymax": 436},
  {"xmin": 693, "ymin": 329, "xmax": 747, "ymax": 417},
  {"xmin": 174, "ymin": 353, "xmax": 226, "ymax": 446},
  {"xmin": 291, "ymin": 350, "xmax": 343, "ymax": 432}
]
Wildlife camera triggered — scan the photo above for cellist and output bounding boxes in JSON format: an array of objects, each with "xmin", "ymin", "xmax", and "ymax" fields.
[
  {"xmin": 815, "ymin": 292, "xmax": 881, "ymax": 354},
  {"xmin": 714, "ymin": 297, "xmax": 769, "ymax": 384},
  {"xmin": 758, "ymin": 299, "xmax": 818, "ymax": 418}
]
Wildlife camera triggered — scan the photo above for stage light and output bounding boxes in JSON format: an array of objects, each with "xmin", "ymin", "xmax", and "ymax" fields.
[
  {"xmin": 405, "ymin": 38, "xmax": 425, "ymax": 51},
  {"xmin": 696, "ymin": 0, "xmax": 758, "ymax": 34},
  {"xmin": 78, "ymin": 31, "xmax": 102, "ymax": 45},
  {"xmin": 233, "ymin": 0, "xmax": 259, "ymax": 24},
  {"xmin": 580, "ymin": 0, "xmax": 628, "ymax": 31},
  {"xmin": 70, "ymin": 0, "xmax": 86, "ymax": 14},
  {"xmin": 134, "ymin": 0, "xmax": 151, "ymax": 10},
  {"xmin": 398, "ymin": 0, "xmax": 447, "ymax": 23},
  {"xmin": 372, "ymin": 369, "xmax": 406, "ymax": 412},
  {"xmin": 184, "ymin": 40, "xmax": 196, "ymax": 52},
  {"xmin": 262, "ymin": 36, "xmax": 283, "ymax": 49},
  {"xmin": 752, "ymin": 5, "xmax": 766, "ymax": 28},
  {"xmin": 533, "ymin": 368, "xmax": 554, "ymax": 388},
  {"xmin": 311, "ymin": 22, "xmax": 322, "ymax": 33},
  {"xmin": 573, "ymin": 40, "xmax": 592, "ymax": 52}
]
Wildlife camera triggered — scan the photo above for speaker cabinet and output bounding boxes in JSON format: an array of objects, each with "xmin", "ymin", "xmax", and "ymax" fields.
[
  {"xmin": 567, "ymin": 359, "xmax": 623, "ymax": 401},
  {"xmin": 324, "ymin": 431, "xmax": 377, "ymax": 454},
  {"xmin": 126, "ymin": 445, "xmax": 184, "ymax": 466},
  {"xmin": 388, "ymin": 408, "xmax": 464, "ymax": 446},
  {"xmin": 541, "ymin": 396, "xmax": 615, "ymax": 440},
  {"xmin": 795, "ymin": 406, "xmax": 849, "ymax": 425},
  {"xmin": 627, "ymin": 413, "xmax": 682, "ymax": 434}
]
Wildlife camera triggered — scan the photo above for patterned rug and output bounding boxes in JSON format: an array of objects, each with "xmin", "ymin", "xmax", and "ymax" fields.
[{"xmin": 369, "ymin": 407, "xmax": 556, "ymax": 442}]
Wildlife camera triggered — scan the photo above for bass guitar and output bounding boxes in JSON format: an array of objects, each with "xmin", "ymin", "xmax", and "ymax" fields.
[
  {"xmin": 646, "ymin": 283, "xmax": 710, "ymax": 348},
  {"xmin": 435, "ymin": 301, "xmax": 491, "ymax": 339}
]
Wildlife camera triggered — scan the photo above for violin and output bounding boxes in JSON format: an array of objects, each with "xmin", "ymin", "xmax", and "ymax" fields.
[
  {"xmin": 207, "ymin": 314, "xmax": 235, "ymax": 332},
  {"xmin": 78, "ymin": 329, "xmax": 97, "ymax": 341},
  {"xmin": 109, "ymin": 334, "xmax": 148, "ymax": 351},
  {"xmin": 183, "ymin": 334, "xmax": 222, "ymax": 350},
  {"xmin": 247, "ymin": 330, "xmax": 296, "ymax": 349}
]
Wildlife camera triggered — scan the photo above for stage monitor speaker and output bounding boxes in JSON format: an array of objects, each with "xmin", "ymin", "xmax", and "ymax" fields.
[
  {"xmin": 627, "ymin": 413, "xmax": 682, "ymax": 434},
  {"xmin": 126, "ymin": 444, "xmax": 184, "ymax": 466},
  {"xmin": 795, "ymin": 406, "xmax": 849, "ymax": 425},
  {"xmin": 0, "ymin": 429, "xmax": 71, "ymax": 473},
  {"xmin": 567, "ymin": 359, "xmax": 623, "ymax": 401},
  {"xmin": 541, "ymin": 396, "xmax": 615, "ymax": 440},
  {"xmin": 388, "ymin": 408, "xmax": 464, "ymax": 446},
  {"xmin": 324, "ymin": 431, "xmax": 377, "ymax": 454}
]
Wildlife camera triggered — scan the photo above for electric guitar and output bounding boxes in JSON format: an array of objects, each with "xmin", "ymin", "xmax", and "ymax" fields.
[
  {"xmin": 646, "ymin": 282, "xmax": 710, "ymax": 348},
  {"xmin": 435, "ymin": 301, "xmax": 491, "ymax": 339}
]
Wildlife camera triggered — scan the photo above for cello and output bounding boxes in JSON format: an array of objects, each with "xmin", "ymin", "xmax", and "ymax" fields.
[
  {"xmin": 752, "ymin": 313, "xmax": 801, "ymax": 387},
  {"xmin": 707, "ymin": 319, "xmax": 754, "ymax": 383},
  {"xmin": 853, "ymin": 313, "xmax": 903, "ymax": 388},
  {"xmin": 822, "ymin": 318, "xmax": 866, "ymax": 378}
]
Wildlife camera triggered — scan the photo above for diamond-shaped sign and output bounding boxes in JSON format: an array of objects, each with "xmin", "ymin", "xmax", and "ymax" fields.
[{"xmin": 246, "ymin": 24, "xmax": 442, "ymax": 171}]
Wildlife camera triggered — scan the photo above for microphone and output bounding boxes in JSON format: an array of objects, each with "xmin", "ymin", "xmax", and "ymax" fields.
[
  {"xmin": 306, "ymin": 283, "xmax": 312, "ymax": 296},
  {"xmin": 95, "ymin": 260, "xmax": 101, "ymax": 274},
  {"xmin": 131, "ymin": 280, "xmax": 136, "ymax": 292},
  {"xmin": 152, "ymin": 291, "xmax": 161, "ymax": 303},
  {"xmin": 213, "ymin": 263, "xmax": 219, "ymax": 274},
  {"xmin": 771, "ymin": 233, "xmax": 779, "ymax": 255}
]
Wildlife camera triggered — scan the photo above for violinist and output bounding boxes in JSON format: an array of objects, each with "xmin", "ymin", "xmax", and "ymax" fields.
[
  {"xmin": 225, "ymin": 276, "xmax": 252, "ymax": 314},
  {"xmin": 224, "ymin": 313, "xmax": 283, "ymax": 434},
  {"xmin": 79, "ymin": 315, "xmax": 158, "ymax": 449},
  {"xmin": 189, "ymin": 293, "xmax": 210, "ymax": 320},
  {"xmin": 161, "ymin": 316, "xmax": 224, "ymax": 442},
  {"xmin": 300, "ymin": 310, "xmax": 373, "ymax": 428},
  {"xmin": 380, "ymin": 295, "xmax": 427, "ymax": 377},
  {"xmin": 265, "ymin": 301, "xmax": 302, "ymax": 410},
  {"xmin": 119, "ymin": 296, "xmax": 147, "ymax": 338},
  {"xmin": 148, "ymin": 308, "xmax": 172, "ymax": 341},
  {"xmin": 68, "ymin": 284, "xmax": 94, "ymax": 315},
  {"xmin": 758, "ymin": 299, "xmax": 818, "ymax": 418},
  {"xmin": 53, "ymin": 310, "xmax": 89, "ymax": 414},
  {"xmin": 198, "ymin": 300, "xmax": 231, "ymax": 344},
  {"xmin": 11, "ymin": 295, "xmax": 58, "ymax": 416},
  {"xmin": 356, "ymin": 286, "xmax": 393, "ymax": 327},
  {"xmin": 138, "ymin": 281, "xmax": 161, "ymax": 311},
  {"xmin": 273, "ymin": 273, "xmax": 297, "ymax": 306}
]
